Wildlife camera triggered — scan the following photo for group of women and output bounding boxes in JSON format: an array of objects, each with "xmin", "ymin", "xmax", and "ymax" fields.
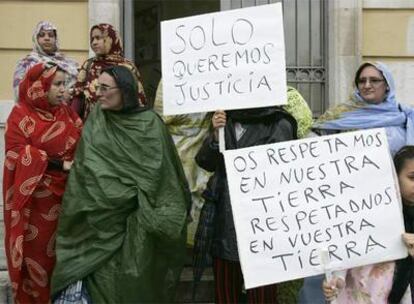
[
  {"xmin": 3, "ymin": 20, "xmax": 414, "ymax": 304},
  {"xmin": 6, "ymin": 21, "xmax": 189, "ymax": 303}
]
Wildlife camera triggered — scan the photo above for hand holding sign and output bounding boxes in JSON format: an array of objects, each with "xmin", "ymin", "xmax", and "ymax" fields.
[
  {"xmin": 212, "ymin": 110, "xmax": 226, "ymax": 141},
  {"xmin": 212, "ymin": 110, "xmax": 226, "ymax": 152},
  {"xmin": 322, "ymin": 277, "xmax": 345, "ymax": 302}
]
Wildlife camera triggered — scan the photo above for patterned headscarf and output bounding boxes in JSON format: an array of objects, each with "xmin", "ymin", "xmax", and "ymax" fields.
[
  {"xmin": 13, "ymin": 21, "xmax": 79, "ymax": 100},
  {"xmin": 74, "ymin": 23, "xmax": 146, "ymax": 120},
  {"xmin": 19, "ymin": 62, "xmax": 59, "ymax": 113},
  {"xmin": 91, "ymin": 23, "xmax": 124, "ymax": 57}
]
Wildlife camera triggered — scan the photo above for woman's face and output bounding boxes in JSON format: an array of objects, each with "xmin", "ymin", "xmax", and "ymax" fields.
[
  {"xmin": 37, "ymin": 29, "xmax": 57, "ymax": 55},
  {"xmin": 97, "ymin": 72, "xmax": 123, "ymax": 111},
  {"xmin": 356, "ymin": 66, "xmax": 388, "ymax": 104},
  {"xmin": 399, "ymin": 159, "xmax": 414, "ymax": 206},
  {"xmin": 91, "ymin": 28, "xmax": 106, "ymax": 56},
  {"xmin": 47, "ymin": 70, "xmax": 66, "ymax": 106}
]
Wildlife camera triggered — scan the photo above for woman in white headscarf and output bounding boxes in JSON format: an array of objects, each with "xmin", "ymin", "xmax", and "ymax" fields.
[{"xmin": 13, "ymin": 21, "xmax": 79, "ymax": 101}]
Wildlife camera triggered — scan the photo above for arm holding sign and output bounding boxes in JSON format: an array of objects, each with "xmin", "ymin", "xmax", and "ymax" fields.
[
  {"xmin": 212, "ymin": 110, "xmax": 226, "ymax": 142},
  {"xmin": 195, "ymin": 133, "xmax": 221, "ymax": 173},
  {"xmin": 195, "ymin": 110, "xmax": 226, "ymax": 172}
]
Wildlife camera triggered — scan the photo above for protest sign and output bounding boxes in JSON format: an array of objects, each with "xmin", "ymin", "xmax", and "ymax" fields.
[
  {"xmin": 161, "ymin": 3, "xmax": 287, "ymax": 115},
  {"xmin": 223, "ymin": 128, "xmax": 407, "ymax": 289}
]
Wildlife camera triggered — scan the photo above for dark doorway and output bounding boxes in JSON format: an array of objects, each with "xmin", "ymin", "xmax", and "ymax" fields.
[{"xmin": 133, "ymin": 0, "xmax": 220, "ymax": 106}]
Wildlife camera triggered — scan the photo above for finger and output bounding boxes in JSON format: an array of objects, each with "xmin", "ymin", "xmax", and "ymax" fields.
[
  {"xmin": 212, "ymin": 117, "xmax": 226, "ymax": 127},
  {"xmin": 403, "ymin": 233, "xmax": 414, "ymax": 240},
  {"xmin": 213, "ymin": 114, "xmax": 226, "ymax": 121},
  {"xmin": 214, "ymin": 119, "xmax": 226, "ymax": 125},
  {"xmin": 214, "ymin": 122, "xmax": 226, "ymax": 129}
]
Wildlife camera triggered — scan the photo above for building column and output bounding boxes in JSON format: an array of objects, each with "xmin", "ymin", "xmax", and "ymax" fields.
[
  {"xmin": 88, "ymin": 0, "xmax": 121, "ymax": 39},
  {"xmin": 328, "ymin": 0, "xmax": 363, "ymax": 106}
]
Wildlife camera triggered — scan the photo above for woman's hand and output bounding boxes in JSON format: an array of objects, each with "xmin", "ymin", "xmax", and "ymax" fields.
[
  {"xmin": 323, "ymin": 277, "xmax": 345, "ymax": 302},
  {"xmin": 212, "ymin": 110, "xmax": 226, "ymax": 142},
  {"xmin": 63, "ymin": 160, "xmax": 73, "ymax": 171},
  {"xmin": 402, "ymin": 233, "xmax": 414, "ymax": 256}
]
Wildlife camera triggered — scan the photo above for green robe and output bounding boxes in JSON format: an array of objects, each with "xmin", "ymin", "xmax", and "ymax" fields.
[{"xmin": 51, "ymin": 105, "xmax": 191, "ymax": 303}]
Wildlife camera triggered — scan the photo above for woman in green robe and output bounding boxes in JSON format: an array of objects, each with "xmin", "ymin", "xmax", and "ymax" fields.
[{"xmin": 52, "ymin": 66, "xmax": 191, "ymax": 303}]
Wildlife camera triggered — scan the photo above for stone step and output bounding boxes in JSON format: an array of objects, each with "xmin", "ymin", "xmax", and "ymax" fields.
[
  {"xmin": 175, "ymin": 266, "xmax": 214, "ymax": 303},
  {"xmin": 0, "ymin": 252, "xmax": 215, "ymax": 303},
  {"xmin": 0, "ymin": 267, "xmax": 213, "ymax": 304}
]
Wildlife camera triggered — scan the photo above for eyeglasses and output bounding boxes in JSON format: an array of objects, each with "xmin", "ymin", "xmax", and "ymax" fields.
[
  {"xmin": 95, "ymin": 85, "xmax": 119, "ymax": 94},
  {"xmin": 357, "ymin": 77, "xmax": 385, "ymax": 87}
]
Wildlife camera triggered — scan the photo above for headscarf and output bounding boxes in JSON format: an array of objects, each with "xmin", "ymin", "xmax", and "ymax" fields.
[
  {"xmin": 73, "ymin": 23, "xmax": 146, "ymax": 120},
  {"xmin": 313, "ymin": 62, "xmax": 414, "ymax": 155},
  {"xmin": 18, "ymin": 62, "xmax": 58, "ymax": 113},
  {"xmin": 13, "ymin": 21, "xmax": 79, "ymax": 100}
]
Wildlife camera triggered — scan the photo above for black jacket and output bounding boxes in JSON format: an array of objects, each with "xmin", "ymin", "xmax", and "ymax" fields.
[{"xmin": 195, "ymin": 107, "xmax": 298, "ymax": 261}]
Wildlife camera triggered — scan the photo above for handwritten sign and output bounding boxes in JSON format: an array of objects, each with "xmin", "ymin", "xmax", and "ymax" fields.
[
  {"xmin": 161, "ymin": 3, "xmax": 287, "ymax": 115},
  {"xmin": 223, "ymin": 128, "xmax": 407, "ymax": 289}
]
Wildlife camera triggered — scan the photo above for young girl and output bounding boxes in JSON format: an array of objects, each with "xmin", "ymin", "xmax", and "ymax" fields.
[{"xmin": 323, "ymin": 145, "xmax": 414, "ymax": 304}]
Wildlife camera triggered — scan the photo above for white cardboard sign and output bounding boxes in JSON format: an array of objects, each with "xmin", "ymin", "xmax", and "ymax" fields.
[
  {"xmin": 223, "ymin": 128, "xmax": 407, "ymax": 289},
  {"xmin": 161, "ymin": 3, "xmax": 287, "ymax": 115}
]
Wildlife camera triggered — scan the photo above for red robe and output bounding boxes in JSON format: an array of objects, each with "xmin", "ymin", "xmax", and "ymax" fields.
[{"xmin": 3, "ymin": 63, "xmax": 82, "ymax": 303}]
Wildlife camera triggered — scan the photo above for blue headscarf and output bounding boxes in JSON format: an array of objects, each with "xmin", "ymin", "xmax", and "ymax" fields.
[{"xmin": 314, "ymin": 62, "xmax": 414, "ymax": 155}]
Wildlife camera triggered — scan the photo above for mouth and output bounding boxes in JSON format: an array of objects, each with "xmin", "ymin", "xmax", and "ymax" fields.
[{"xmin": 362, "ymin": 90, "xmax": 375, "ymax": 95}]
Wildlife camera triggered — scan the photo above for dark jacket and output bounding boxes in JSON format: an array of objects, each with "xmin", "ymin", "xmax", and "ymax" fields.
[
  {"xmin": 195, "ymin": 107, "xmax": 298, "ymax": 261},
  {"xmin": 388, "ymin": 204, "xmax": 414, "ymax": 304}
]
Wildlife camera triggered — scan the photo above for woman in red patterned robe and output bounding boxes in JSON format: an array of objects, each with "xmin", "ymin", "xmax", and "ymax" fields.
[{"xmin": 3, "ymin": 62, "xmax": 82, "ymax": 303}]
